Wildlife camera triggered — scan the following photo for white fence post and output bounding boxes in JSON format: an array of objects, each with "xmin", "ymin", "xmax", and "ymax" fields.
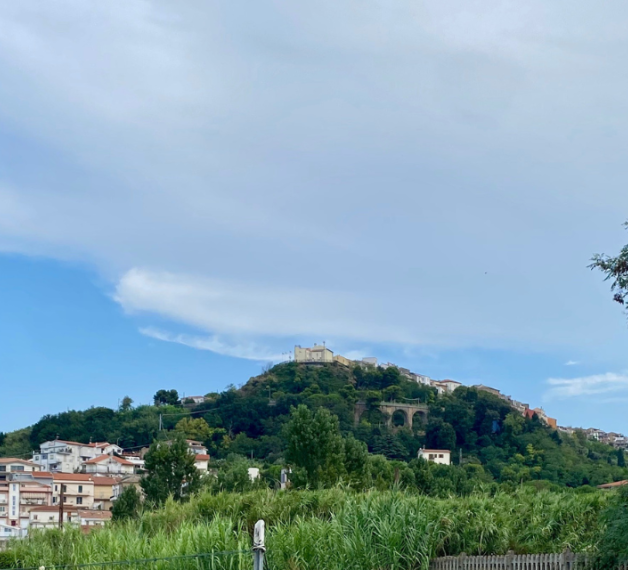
[{"xmin": 253, "ymin": 520, "xmax": 266, "ymax": 570}]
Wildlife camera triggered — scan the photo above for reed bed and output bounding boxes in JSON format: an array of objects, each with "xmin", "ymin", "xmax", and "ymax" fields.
[{"xmin": 5, "ymin": 489, "xmax": 610, "ymax": 570}]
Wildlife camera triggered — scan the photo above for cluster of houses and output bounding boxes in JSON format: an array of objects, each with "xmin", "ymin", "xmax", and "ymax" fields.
[
  {"xmin": 557, "ymin": 427, "xmax": 628, "ymax": 450},
  {"xmin": 0, "ymin": 437, "xmax": 211, "ymax": 546}
]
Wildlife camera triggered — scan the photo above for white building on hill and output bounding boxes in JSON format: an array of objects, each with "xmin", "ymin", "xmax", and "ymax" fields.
[
  {"xmin": 418, "ymin": 449, "xmax": 451, "ymax": 466},
  {"xmin": 294, "ymin": 344, "xmax": 334, "ymax": 363}
]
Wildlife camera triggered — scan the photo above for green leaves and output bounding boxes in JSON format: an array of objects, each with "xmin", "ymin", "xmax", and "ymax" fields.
[
  {"xmin": 590, "ymin": 221, "xmax": 628, "ymax": 310},
  {"xmin": 141, "ymin": 433, "xmax": 203, "ymax": 505}
]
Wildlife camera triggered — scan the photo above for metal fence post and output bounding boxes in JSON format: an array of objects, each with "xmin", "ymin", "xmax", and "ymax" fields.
[{"xmin": 253, "ymin": 520, "xmax": 266, "ymax": 570}]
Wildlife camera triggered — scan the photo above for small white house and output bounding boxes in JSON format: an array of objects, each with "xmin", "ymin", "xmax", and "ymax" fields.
[
  {"xmin": 418, "ymin": 449, "xmax": 451, "ymax": 466},
  {"xmin": 194, "ymin": 455, "xmax": 210, "ymax": 473},
  {"xmin": 81, "ymin": 454, "xmax": 135, "ymax": 475}
]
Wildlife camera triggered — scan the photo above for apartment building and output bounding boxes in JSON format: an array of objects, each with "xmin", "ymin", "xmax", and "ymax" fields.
[
  {"xmin": 33, "ymin": 440, "xmax": 123, "ymax": 473},
  {"xmin": 51, "ymin": 474, "xmax": 95, "ymax": 509},
  {"xmin": 28, "ymin": 506, "xmax": 111, "ymax": 532},
  {"xmin": 91, "ymin": 477, "xmax": 117, "ymax": 511},
  {"xmin": 412, "ymin": 374, "xmax": 432, "ymax": 386},
  {"xmin": 0, "ymin": 458, "xmax": 40, "ymax": 482},
  {"xmin": 29, "ymin": 506, "xmax": 78, "ymax": 530},
  {"xmin": 81, "ymin": 455, "xmax": 135, "ymax": 475},
  {"xmin": 120, "ymin": 453, "xmax": 145, "ymax": 470},
  {"xmin": 0, "ymin": 473, "xmax": 52, "ymax": 530},
  {"xmin": 439, "ymin": 379, "xmax": 463, "ymax": 393}
]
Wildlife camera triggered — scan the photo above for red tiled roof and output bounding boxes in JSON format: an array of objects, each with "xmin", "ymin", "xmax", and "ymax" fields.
[
  {"xmin": 0, "ymin": 458, "xmax": 39, "ymax": 466},
  {"xmin": 195, "ymin": 454, "xmax": 210, "ymax": 460},
  {"xmin": 89, "ymin": 476, "xmax": 119, "ymax": 486},
  {"xmin": 32, "ymin": 472, "xmax": 54, "ymax": 478},
  {"xmin": 53, "ymin": 440, "xmax": 114, "ymax": 448},
  {"xmin": 78, "ymin": 510, "xmax": 112, "ymax": 520},
  {"xmin": 83, "ymin": 455, "xmax": 134, "ymax": 466},
  {"xmin": 30, "ymin": 506, "xmax": 79, "ymax": 512},
  {"xmin": 52, "ymin": 473, "xmax": 94, "ymax": 481}
]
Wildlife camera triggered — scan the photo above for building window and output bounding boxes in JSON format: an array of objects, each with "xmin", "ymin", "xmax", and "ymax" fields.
[
  {"xmin": 78, "ymin": 485, "xmax": 83, "ymax": 493},
  {"xmin": 52, "ymin": 497, "xmax": 57, "ymax": 504},
  {"xmin": 438, "ymin": 454, "xmax": 444, "ymax": 458},
  {"xmin": 77, "ymin": 497, "xmax": 83, "ymax": 505},
  {"xmin": 429, "ymin": 454, "xmax": 435, "ymax": 460},
  {"xmin": 63, "ymin": 496, "xmax": 67, "ymax": 503},
  {"xmin": 0, "ymin": 466, "xmax": 6, "ymax": 472},
  {"xmin": 54, "ymin": 485, "xmax": 58, "ymax": 491},
  {"xmin": 10, "ymin": 466, "xmax": 24, "ymax": 472},
  {"xmin": 0, "ymin": 507, "xmax": 5, "ymax": 513},
  {"xmin": 62, "ymin": 485, "xmax": 67, "ymax": 493}
]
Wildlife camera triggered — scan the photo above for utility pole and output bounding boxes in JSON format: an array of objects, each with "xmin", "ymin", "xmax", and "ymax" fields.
[
  {"xmin": 58, "ymin": 483, "xmax": 65, "ymax": 530},
  {"xmin": 159, "ymin": 414, "xmax": 163, "ymax": 431}
]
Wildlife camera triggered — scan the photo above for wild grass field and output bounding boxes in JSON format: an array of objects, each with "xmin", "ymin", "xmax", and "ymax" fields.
[{"xmin": 3, "ymin": 488, "xmax": 610, "ymax": 570}]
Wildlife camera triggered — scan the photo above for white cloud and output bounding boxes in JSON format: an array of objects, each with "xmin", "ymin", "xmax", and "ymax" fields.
[
  {"xmin": 545, "ymin": 372, "xmax": 628, "ymax": 400},
  {"xmin": 564, "ymin": 360, "xmax": 580, "ymax": 366},
  {"xmin": 139, "ymin": 327, "xmax": 286, "ymax": 362},
  {"xmin": 114, "ymin": 268, "xmax": 417, "ymax": 344},
  {"xmin": 1, "ymin": 0, "xmax": 628, "ymax": 363}
]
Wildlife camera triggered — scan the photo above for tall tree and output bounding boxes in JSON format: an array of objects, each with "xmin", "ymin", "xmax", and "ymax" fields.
[
  {"xmin": 111, "ymin": 486, "xmax": 142, "ymax": 520},
  {"xmin": 344, "ymin": 434, "xmax": 371, "ymax": 488},
  {"xmin": 425, "ymin": 419, "xmax": 456, "ymax": 451},
  {"xmin": 175, "ymin": 417, "xmax": 212, "ymax": 442},
  {"xmin": 153, "ymin": 389, "xmax": 179, "ymax": 406},
  {"xmin": 119, "ymin": 396, "xmax": 134, "ymax": 412},
  {"xmin": 591, "ymin": 222, "xmax": 628, "ymax": 312},
  {"xmin": 141, "ymin": 434, "xmax": 202, "ymax": 504},
  {"xmin": 285, "ymin": 405, "xmax": 346, "ymax": 486}
]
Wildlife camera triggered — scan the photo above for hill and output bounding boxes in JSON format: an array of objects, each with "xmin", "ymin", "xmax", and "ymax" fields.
[{"xmin": 1, "ymin": 361, "xmax": 626, "ymax": 489}]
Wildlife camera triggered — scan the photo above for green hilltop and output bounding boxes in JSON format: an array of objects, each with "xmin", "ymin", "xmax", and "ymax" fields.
[{"xmin": 1, "ymin": 361, "xmax": 626, "ymax": 490}]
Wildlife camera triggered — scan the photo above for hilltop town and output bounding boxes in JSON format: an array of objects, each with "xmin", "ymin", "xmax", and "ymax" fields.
[
  {"xmin": 291, "ymin": 344, "xmax": 628, "ymax": 450},
  {"xmin": 2, "ymin": 343, "xmax": 627, "ymax": 547}
]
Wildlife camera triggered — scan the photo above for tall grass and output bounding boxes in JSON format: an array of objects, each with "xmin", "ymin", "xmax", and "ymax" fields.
[{"xmin": 5, "ymin": 489, "xmax": 611, "ymax": 570}]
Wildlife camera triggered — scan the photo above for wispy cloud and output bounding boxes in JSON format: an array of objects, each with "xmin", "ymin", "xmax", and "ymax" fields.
[
  {"xmin": 140, "ymin": 327, "xmax": 288, "ymax": 363},
  {"xmin": 545, "ymin": 372, "xmax": 628, "ymax": 400},
  {"xmin": 564, "ymin": 360, "xmax": 580, "ymax": 366}
]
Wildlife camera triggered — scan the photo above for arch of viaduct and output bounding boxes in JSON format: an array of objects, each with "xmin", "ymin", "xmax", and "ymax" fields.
[{"xmin": 354, "ymin": 401, "xmax": 428, "ymax": 429}]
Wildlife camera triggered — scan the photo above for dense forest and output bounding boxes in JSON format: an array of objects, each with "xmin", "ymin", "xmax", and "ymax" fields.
[{"xmin": 1, "ymin": 361, "xmax": 626, "ymax": 489}]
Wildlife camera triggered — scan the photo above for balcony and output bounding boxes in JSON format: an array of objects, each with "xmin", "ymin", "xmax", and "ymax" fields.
[{"xmin": 21, "ymin": 498, "xmax": 47, "ymax": 506}]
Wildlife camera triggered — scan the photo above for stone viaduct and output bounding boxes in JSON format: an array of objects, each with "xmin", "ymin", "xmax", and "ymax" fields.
[{"xmin": 354, "ymin": 401, "xmax": 428, "ymax": 429}]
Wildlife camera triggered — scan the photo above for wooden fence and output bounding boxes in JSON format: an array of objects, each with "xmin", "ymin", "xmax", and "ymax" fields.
[{"xmin": 429, "ymin": 551, "xmax": 590, "ymax": 570}]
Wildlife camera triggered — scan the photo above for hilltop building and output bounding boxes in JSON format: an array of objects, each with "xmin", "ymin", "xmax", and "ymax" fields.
[{"xmin": 294, "ymin": 344, "xmax": 334, "ymax": 364}]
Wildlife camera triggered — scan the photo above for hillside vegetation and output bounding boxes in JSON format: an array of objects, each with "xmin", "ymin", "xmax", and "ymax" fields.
[{"xmin": 1, "ymin": 362, "xmax": 626, "ymax": 489}]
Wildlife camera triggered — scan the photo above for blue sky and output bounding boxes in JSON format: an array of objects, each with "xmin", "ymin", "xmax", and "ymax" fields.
[{"xmin": 1, "ymin": 1, "xmax": 628, "ymax": 434}]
